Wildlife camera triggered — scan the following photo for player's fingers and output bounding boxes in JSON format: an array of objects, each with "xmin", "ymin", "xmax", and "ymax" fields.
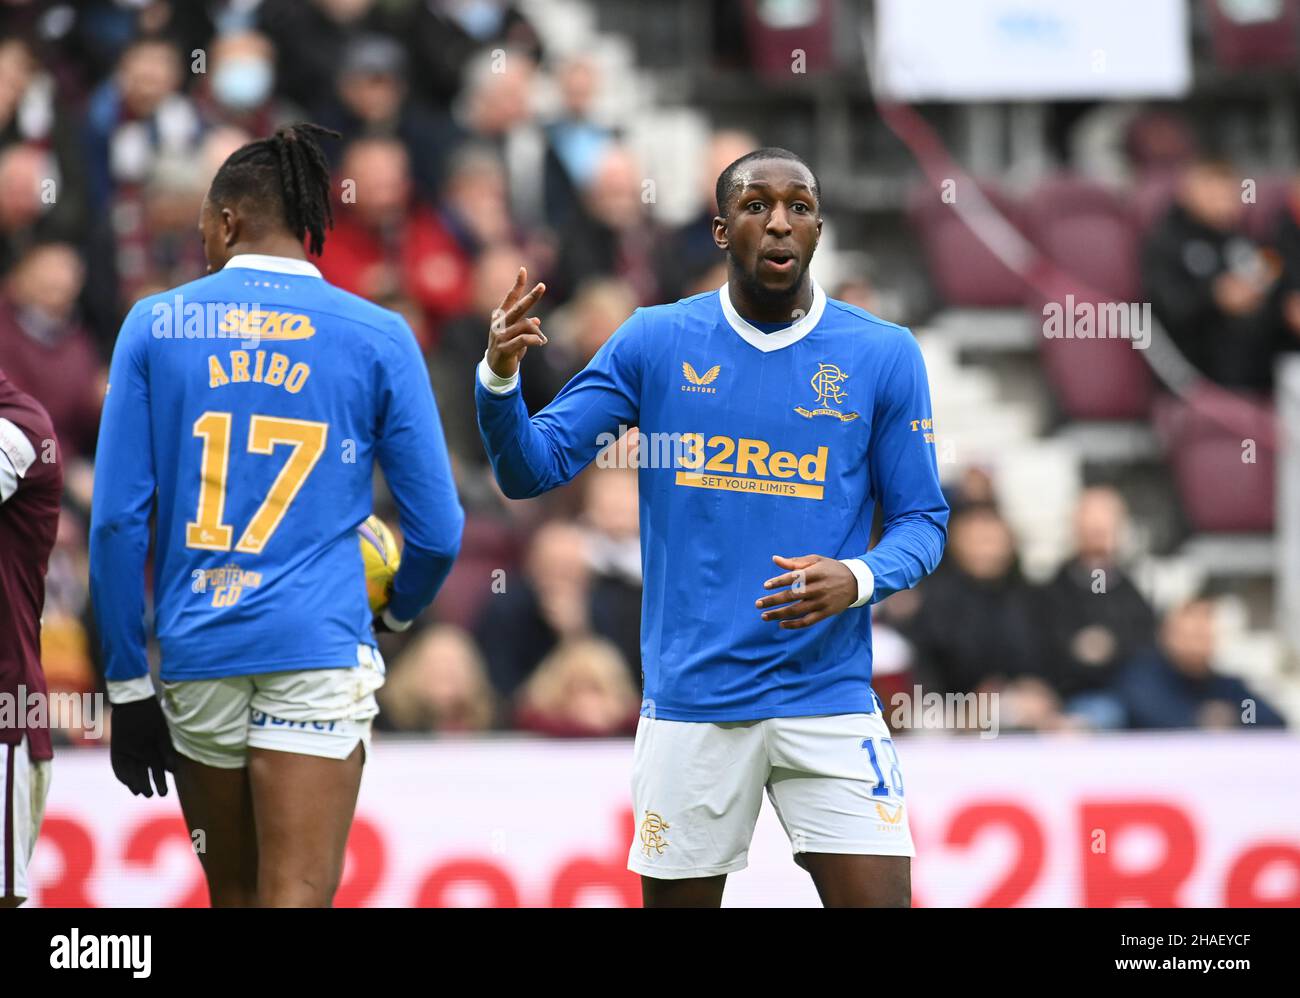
[
  {"xmin": 779, "ymin": 608, "xmax": 829, "ymax": 630},
  {"xmin": 151, "ymin": 761, "xmax": 169, "ymax": 796},
  {"xmin": 772, "ymin": 553, "xmax": 819, "ymax": 571},
  {"xmin": 761, "ymin": 597, "xmax": 823, "ymax": 622},
  {"xmin": 497, "ymin": 330, "xmax": 548, "ymax": 355},
  {"xmin": 114, "ymin": 759, "xmax": 146, "ymax": 796},
  {"xmin": 497, "ymin": 267, "xmax": 527, "ymax": 314},
  {"xmin": 502, "ymin": 282, "xmax": 546, "ymax": 326},
  {"xmin": 761, "ymin": 570, "xmax": 800, "ymax": 590},
  {"xmin": 516, "ymin": 316, "xmax": 547, "ymax": 343},
  {"xmin": 487, "ymin": 306, "xmax": 509, "ymax": 343},
  {"xmin": 755, "ymin": 586, "xmax": 803, "ymax": 610}
]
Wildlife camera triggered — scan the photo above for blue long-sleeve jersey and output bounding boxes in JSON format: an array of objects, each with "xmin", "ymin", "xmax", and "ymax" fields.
[
  {"xmin": 91, "ymin": 255, "xmax": 464, "ymax": 684},
  {"xmin": 476, "ymin": 280, "xmax": 948, "ymax": 721}
]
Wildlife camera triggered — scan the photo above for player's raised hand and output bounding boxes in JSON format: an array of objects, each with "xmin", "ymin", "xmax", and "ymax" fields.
[
  {"xmin": 486, "ymin": 266, "xmax": 548, "ymax": 379},
  {"xmin": 755, "ymin": 554, "xmax": 859, "ymax": 630}
]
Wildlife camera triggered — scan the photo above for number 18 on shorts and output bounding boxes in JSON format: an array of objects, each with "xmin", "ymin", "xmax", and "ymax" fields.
[{"xmin": 628, "ymin": 711, "xmax": 914, "ymax": 880}]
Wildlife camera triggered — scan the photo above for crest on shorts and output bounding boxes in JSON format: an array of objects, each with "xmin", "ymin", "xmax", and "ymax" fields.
[{"xmin": 639, "ymin": 811, "xmax": 671, "ymax": 856}]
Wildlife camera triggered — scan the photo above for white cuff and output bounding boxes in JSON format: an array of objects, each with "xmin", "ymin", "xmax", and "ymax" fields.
[
  {"xmin": 381, "ymin": 607, "xmax": 414, "ymax": 632},
  {"xmin": 477, "ymin": 353, "xmax": 519, "ymax": 395},
  {"xmin": 839, "ymin": 558, "xmax": 875, "ymax": 608},
  {"xmin": 108, "ymin": 676, "xmax": 157, "ymax": 704}
]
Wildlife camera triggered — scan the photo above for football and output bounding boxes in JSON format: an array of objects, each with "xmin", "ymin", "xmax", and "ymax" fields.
[{"xmin": 357, "ymin": 514, "xmax": 401, "ymax": 614}]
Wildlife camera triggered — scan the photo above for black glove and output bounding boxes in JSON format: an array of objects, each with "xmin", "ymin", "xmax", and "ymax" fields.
[{"xmin": 110, "ymin": 696, "xmax": 176, "ymax": 798}]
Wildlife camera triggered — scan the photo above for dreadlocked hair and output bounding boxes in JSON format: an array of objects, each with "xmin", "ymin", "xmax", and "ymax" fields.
[{"xmin": 207, "ymin": 122, "xmax": 341, "ymax": 256}]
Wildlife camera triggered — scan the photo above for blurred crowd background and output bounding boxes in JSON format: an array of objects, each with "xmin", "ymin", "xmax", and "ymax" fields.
[{"xmin": 2, "ymin": 0, "xmax": 1297, "ymax": 744}]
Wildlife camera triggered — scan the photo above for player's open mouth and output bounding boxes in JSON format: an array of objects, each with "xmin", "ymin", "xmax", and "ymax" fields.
[{"xmin": 761, "ymin": 251, "xmax": 797, "ymax": 272}]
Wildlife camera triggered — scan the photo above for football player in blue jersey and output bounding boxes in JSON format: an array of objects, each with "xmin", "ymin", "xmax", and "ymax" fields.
[
  {"xmin": 91, "ymin": 124, "xmax": 464, "ymax": 907},
  {"xmin": 476, "ymin": 148, "xmax": 948, "ymax": 907}
]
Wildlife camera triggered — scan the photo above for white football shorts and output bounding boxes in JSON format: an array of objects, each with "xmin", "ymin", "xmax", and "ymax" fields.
[
  {"xmin": 159, "ymin": 645, "xmax": 386, "ymax": 769},
  {"xmin": 1, "ymin": 738, "xmax": 51, "ymax": 901},
  {"xmin": 628, "ymin": 711, "xmax": 913, "ymax": 880}
]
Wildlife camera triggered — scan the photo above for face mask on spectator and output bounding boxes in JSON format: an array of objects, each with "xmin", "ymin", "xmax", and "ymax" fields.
[
  {"xmin": 213, "ymin": 58, "xmax": 273, "ymax": 111},
  {"xmin": 450, "ymin": 0, "xmax": 506, "ymax": 40}
]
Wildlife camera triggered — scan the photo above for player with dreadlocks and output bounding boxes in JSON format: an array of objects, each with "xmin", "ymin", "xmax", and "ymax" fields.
[{"xmin": 90, "ymin": 124, "xmax": 464, "ymax": 906}]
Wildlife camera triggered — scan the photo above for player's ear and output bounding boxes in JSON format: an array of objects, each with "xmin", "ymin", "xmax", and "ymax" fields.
[
  {"xmin": 221, "ymin": 206, "xmax": 239, "ymax": 248},
  {"xmin": 712, "ymin": 215, "xmax": 729, "ymax": 251}
]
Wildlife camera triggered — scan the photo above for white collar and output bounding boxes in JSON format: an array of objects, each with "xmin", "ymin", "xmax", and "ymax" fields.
[
  {"xmin": 719, "ymin": 279, "xmax": 826, "ymax": 353},
  {"xmin": 224, "ymin": 254, "xmax": 322, "ymax": 278}
]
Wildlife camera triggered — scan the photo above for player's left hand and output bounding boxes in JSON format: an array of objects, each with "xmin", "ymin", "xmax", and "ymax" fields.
[
  {"xmin": 756, "ymin": 554, "xmax": 859, "ymax": 630},
  {"xmin": 109, "ymin": 696, "xmax": 176, "ymax": 798}
]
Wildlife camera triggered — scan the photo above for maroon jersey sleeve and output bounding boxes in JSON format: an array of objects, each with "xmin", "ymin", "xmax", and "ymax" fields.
[{"xmin": 0, "ymin": 372, "xmax": 64, "ymax": 761}]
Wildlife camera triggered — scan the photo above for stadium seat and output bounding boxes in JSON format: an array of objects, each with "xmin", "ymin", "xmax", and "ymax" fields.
[
  {"xmin": 1025, "ymin": 175, "xmax": 1141, "ymax": 301},
  {"xmin": 908, "ymin": 182, "xmax": 1034, "ymax": 307},
  {"xmin": 1031, "ymin": 275, "xmax": 1156, "ymax": 422},
  {"xmin": 1153, "ymin": 392, "xmax": 1277, "ymax": 532},
  {"xmin": 429, "ymin": 514, "xmax": 523, "ymax": 628},
  {"xmin": 1208, "ymin": 0, "xmax": 1298, "ymax": 71},
  {"xmin": 739, "ymin": 0, "xmax": 836, "ymax": 77}
]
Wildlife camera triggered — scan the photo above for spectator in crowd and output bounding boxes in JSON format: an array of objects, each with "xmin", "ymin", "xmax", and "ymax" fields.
[
  {"xmin": 82, "ymin": 35, "xmax": 202, "ymax": 214},
  {"xmin": 550, "ymin": 143, "xmax": 666, "ymax": 306},
  {"xmin": 81, "ymin": 36, "xmax": 205, "ymax": 338},
  {"xmin": 316, "ymin": 135, "xmax": 473, "ymax": 348},
  {"xmin": 513, "ymin": 637, "xmax": 640, "ymax": 737},
  {"xmin": 258, "ymin": 0, "xmax": 387, "ymax": 113},
  {"xmin": 0, "ymin": 143, "xmax": 55, "ymax": 277},
  {"xmin": 661, "ymin": 128, "xmax": 757, "ymax": 300},
  {"xmin": 0, "ymin": 242, "xmax": 103, "ymax": 460},
  {"xmin": 195, "ymin": 30, "xmax": 299, "ymax": 135},
  {"xmin": 1036, "ymin": 486, "xmax": 1156, "ymax": 729},
  {"xmin": 430, "ymin": 242, "xmax": 530, "ymax": 469},
  {"xmin": 904, "ymin": 503, "xmax": 1041, "ymax": 697},
  {"xmin": 84, "ymin": 124, "xmax": 251, "ymax": 343},
  {"xmin": 121, "ymin": 153, "xmax": 210, "ymax": 303},
  {"xmin": 581, "ymin": 467, "xmax": 642, "ymax": 682},
  {"xmin": 1115, "ymin": 598, "xmax": 1286, "ymax": 730},
  {"xmin": 475, "ymin": 520, "xmax": 592, "ymax": 699},
  {"xmin": 315, "ymin": 33, "xmax": 456, "ymax": 201},
  {"xmin": 427, "ymin": 143, "xmax": 519, "ymax": 330},
  {"xmin": 0, "ymin": 37, "xmax": 86, "ymax": 259},
  {"xmin": 1141, "ymin": 158, "xmax": 1279, "ymax": 389},
  {"xmin": 376, "ymin": 624, "xmax": 497, "ymax": 733},
  {"xmin": 453, "ymin": 47, "xmax": 545, "ymax": 230},
  {"xmin": 405, "ymin": 0, "xmax": 543, "ymax": 108},
  {"xmin": 540, "ymin": 53, "xmax": 616, "ymax": 232}
]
